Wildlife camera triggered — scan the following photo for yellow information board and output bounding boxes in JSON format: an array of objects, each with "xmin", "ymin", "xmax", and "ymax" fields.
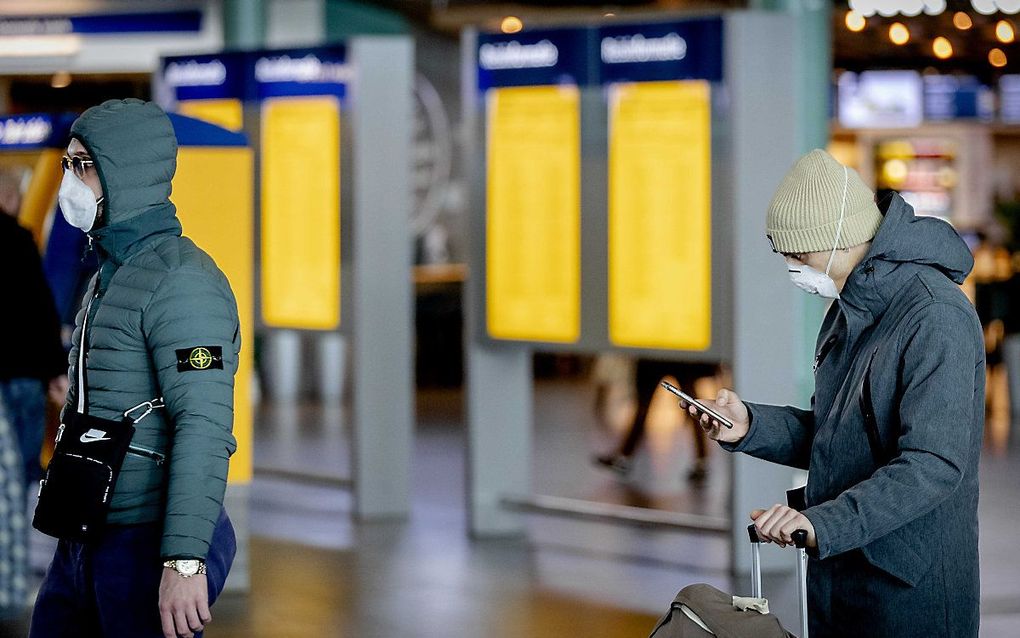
[
  {"xmin": 486, "ymin": 85, "xmax": 581, "ymax": 343},
  {"xmin": 172, "ymin": 146, "xmax": 255, "ymax": 483},
  {"xmin": 608, "ymin": 81, "xmax": 712, "ymax": 350},
  {"xmin": 261, "ymin": 96, "xmax": 341, "ymax": 330},
  {"xmin": 178, "ymin": 98, "xmax": 244, "ymax": 132},
  {"xmin": 21, "ymin": 149, "xmax": 62, "ymax": 249}
]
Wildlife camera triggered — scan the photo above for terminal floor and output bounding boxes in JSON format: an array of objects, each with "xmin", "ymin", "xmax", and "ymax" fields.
[{"xmin": 3, "ymin": 379, "xmax": 1019, "ymax": 637}]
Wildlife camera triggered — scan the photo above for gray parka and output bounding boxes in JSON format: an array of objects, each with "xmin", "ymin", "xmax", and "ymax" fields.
[{"xmin": 730, "ymin": 194, "xmax": 984, "ymax": 637}]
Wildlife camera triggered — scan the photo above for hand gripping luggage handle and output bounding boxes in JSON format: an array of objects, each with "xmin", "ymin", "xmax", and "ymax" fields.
[{"xmin": 746, "ymin": 524, "xmax": 808, "ymax": 549}]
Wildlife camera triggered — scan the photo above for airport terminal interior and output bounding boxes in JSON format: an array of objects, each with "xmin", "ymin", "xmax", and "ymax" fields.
[{"xmin": 1, "ymin": 0, "xmax": 1020, "ymax": 636}]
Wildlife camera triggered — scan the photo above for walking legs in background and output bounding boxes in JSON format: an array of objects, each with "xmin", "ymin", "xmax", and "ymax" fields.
[{"xmin": 593, "ymin": 359, "xmax": 718, "ymax": 482}]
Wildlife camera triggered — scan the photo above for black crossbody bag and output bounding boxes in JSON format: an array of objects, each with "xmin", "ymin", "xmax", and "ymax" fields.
[{"xmin": 33, "ymin": 398, "xmax": 163, "ymax": 543}]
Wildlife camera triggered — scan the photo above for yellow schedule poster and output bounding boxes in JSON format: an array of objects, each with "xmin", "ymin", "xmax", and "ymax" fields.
[
  {"xmin": 261, "ymin": 96, "xmax": 341, "ymax": 330},
  {"xmin": 178, "ymin": 98, "xmax": 244, "ymax": 132},
  {"xmin": 608, "ymin": 81, "xmax": 712, "ymax": 350},
  {"xmin": 173, "ymin": 146, "xmax": 255, "ymax": 483},
  {"xmin": 486, "ymin": 85, "xmax": 581, "ymax": 343}
]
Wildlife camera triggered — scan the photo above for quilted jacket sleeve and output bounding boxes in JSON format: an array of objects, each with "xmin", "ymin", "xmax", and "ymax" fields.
[{"xmin": 143, "ymin": 267, "xmax": 239, "ymax": 560}]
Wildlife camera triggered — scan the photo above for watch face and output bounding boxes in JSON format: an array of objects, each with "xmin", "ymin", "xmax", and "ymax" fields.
[{"xmin": 177, "ymin": 560, "xmax": 200, "ymax": 576}]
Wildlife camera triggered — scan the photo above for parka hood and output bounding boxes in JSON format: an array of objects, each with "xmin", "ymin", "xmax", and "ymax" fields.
[
  {"xmin": 69, "ymin": 99, "xmax": 181, "ymax": 260},
  {"xmin": 840, "ymin": 193, "xmax": 974, "ymax": 324},
  {"xmin": 866, "ymin": 193, "xmax": 973, "ymax": 285}
]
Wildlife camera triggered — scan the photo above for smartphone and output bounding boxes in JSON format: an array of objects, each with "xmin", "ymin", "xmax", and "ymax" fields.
[{"xmin": 659, "ymin": 381, "xmax": 734, "ymax": 429}]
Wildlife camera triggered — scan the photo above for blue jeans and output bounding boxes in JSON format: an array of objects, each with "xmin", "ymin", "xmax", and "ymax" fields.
[
  {"xmin": 29, "ymin": 508, "xmax": 235, "ymax": 638},
  {"xmin": 0, "ymin": 378, "xmax": 46, "ymax": 487}
]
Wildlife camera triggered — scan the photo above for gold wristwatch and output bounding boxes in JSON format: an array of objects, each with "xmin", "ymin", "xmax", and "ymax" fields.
[{"xmin": 162, "ymin": 559, "xmax": 206, "ymax": 578}]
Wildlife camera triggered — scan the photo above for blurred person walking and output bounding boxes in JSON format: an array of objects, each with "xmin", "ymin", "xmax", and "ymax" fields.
[
  {"xmin": 29, "ymin": 100, "xmax": 239, "ymax": 638},
  {"xmin": 0, "ymin": 168, "xmax": 68, "ymax": 488},
  {"xmin": 684, "ymin": 150, "xmax": 984, "ymax": 636},
  {"xmin": 593, "ymin": 359, "xmax": 716, "ymax": 481},
  {"xmin": 0, "ymin": 397, "xmax": 28, "ymax": 621}
]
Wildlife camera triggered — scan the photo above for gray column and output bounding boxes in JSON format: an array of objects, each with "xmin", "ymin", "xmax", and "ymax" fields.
[
  {"xmin": 726, "ymin": 12, "xmax": 803, "ymax": 573},
  {"xmin": 217, "ymin": 3, "xmax": 265, "ymax": 590},
  {"xmin": 791, "ymin": 0, "xmax": 833, "ymax": 408},
  {"xmin": 466, "ymin": 344, "xmax": 532, "ymax": 535},
  {"xmin": 752, "ymin": 0, "xmax": 834, "ymax": 406},
  {"xmin": 223, "ymin": 0, "xmax": 266, "ymax": 49},
  {"xmin": 316, "ymin": 332, "xmax": 346, "ymax": 404},
  {"xmin": 460, "ymin": 29, "xmax": 532, "ymax": 536},
  {"xmin": 349, "ymin": 36, "xmax": 415, "ymax": 519},
  {"xmin": 263, "ymin": 329, "xmax": 302, "ymax": 402}
]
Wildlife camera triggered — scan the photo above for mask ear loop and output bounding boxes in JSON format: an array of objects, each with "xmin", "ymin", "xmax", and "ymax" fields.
[{"xmin": 824, "ymin": 165, "xmax": 849, "ymax": 276}]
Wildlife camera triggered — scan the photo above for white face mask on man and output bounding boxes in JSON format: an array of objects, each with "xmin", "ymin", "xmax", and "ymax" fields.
[
  {"xmin": 787, "ymin": 166, "xmax": 849, "ymax": 300},
  {"xmin": 58, "ymin": 170, "xmax": 104, "ymax": 233}
]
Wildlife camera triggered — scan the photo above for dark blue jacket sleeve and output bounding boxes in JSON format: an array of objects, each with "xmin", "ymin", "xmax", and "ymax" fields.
[{"xmin": 722, "ymin": 401, "xmax": 814, "ymax": 470}]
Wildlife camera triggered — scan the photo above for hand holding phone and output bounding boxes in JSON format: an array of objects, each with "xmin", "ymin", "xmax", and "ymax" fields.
[{"xmin": 660, "ymin": 381, "xmax": 735, "ymax": 429}]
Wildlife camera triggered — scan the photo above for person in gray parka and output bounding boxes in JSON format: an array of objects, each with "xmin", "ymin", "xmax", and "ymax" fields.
[
  {"xmin": 30, "ymin": 100, "xmax": 239, "ymax": 638},
  {"xmin": 683, "ymin": 150, "xmax": 984, "ymax": 637}
]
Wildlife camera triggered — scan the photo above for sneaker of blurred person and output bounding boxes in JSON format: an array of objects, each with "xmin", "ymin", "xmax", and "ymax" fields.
[{"xmin": 592, "ymin": 453, "xmax": 632, "ymax": 476}]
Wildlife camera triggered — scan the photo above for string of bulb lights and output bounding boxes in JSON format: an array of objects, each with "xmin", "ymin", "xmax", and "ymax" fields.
[{"xmin": 846, "ymin": 1, "xmax": 1015, "ymax": 67}]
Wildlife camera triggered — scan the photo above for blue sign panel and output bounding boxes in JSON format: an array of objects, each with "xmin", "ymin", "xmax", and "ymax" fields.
[
  {"xmin": 1001, "ymin": 75, "xmax": 1020, "ymax": 124},
  {"xmin": 0, "ymin": 113, "xmax": 76, "ymax": 150},
  {"xmin": 252, "ymin": 46, "xmax": 350, "ymax": 100},
  {"xmin": 598, "ymin": 18, "xmax": 724, "ymax": 84},
  {"xmin": 168, "ymin": 114, "xmax": 248, "ymax": 148},
  {"xmin": 477, "ymin": 28, "xmax": 592, "ymax": 91},
  {"xmin": 162, "ymin": 52, "xmax": 248, "ymax": 102},
  {"xmin": 0, "ymin": 11, "xmax": 202, "ymax": 36},
  {"xmin": 923, "ymin": 75, "xmax": 992, "ymax": 121}
]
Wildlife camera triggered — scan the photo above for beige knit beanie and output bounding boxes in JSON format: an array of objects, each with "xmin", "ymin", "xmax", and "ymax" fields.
[{"xmin": 766, "ymin": 149, "xmax": 883, "ymax": 254}]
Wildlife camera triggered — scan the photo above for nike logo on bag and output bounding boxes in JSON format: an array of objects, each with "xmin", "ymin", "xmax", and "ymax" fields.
[{"xmin": 80, "ymin": 429, "xmax": 111, "ymax": 443}]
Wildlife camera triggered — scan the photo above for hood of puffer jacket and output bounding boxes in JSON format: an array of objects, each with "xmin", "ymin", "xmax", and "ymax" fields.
[{"xmin": 70, "ymin": 99, "xmax": 182, "ymax": 261}]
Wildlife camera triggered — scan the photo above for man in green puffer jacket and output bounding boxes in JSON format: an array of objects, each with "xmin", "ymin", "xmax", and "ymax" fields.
[{"xmin": 30, "ymin": 99, "xmax": 239, "ymax": 638}]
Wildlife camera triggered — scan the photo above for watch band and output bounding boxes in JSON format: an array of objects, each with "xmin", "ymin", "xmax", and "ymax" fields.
[{"xmin": 162, "ymin": 559, "xmax": 207, "ymax": 578}]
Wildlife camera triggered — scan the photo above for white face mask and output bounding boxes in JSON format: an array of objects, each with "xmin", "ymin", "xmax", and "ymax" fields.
[
  {"xmin": 58, "ymin": 170, "xmax": 103, "ymax": 232},
  {"xmin": 787, "ymin": 166, "xmax": 848, "ymax": 300}
]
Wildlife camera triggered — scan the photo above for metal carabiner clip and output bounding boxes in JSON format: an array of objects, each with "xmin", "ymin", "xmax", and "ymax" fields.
[{"xmin": 123, "ymin": 397, "xmax": 166, "ymax": 424}]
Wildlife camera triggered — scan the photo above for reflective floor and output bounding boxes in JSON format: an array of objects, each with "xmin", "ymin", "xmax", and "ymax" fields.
[{"xmin": 4, "ymin": 379, "xmax": 1019, "ymax": 637}]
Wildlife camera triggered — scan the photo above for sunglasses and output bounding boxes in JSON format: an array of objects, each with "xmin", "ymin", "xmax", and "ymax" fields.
[{"xmin": 61, "ymin": 155, "xmax": 96, "ymax": 179}]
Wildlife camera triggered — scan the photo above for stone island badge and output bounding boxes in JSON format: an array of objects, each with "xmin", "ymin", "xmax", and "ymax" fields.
[{"xmin": 176, "ymin": 346, "xmax": 223, "ymax": 372}]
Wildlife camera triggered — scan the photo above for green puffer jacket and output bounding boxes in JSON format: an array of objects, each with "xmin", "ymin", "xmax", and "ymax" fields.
[{"xmin": 63, "ymin": 99, "xmax": 239, "ymax": 560}]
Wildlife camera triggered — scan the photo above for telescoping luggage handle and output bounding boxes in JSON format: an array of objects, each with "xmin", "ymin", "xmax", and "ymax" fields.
[
  {"xmin": 747, "ymin": 486, "xmax": 810, "ymax": 638},
  {"xmin": 746, "ymin": 525, "xmax": 807, "ymax": 594}
]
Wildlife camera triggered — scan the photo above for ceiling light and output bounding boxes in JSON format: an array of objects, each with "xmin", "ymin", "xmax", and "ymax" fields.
[
  {"xmin": 953, "ymin": 12, "xmax": 973, "ymax": 29},
  {"xmin": 846, "ymin": 10, "xmax": 867, "ymax": 31},
  {"xmin": 990, "ymin": 47, "xmax": 1008, "ymax": 66},
  {"xmin": 500, "ymin": 16, "xmax": 523, "ymax": 34},
  {"xmin": 933, "ymin": 36, "xmax": 954, "ymax": 59},
  {"xmin": 889, "ymin": 22, "xmax": 910, "ymax": 45},
  {"xmin": 50, "ymin": 71, "xmax": 71, "ymax": 88},
  {"xmin": 999, "ymin": 0, "xmax": 1020, "ymax": 13},
  {"xmin": 972, "ymin": 0, "xmax": 998, "ymax": 16},
  {"xmin": 0, "ymin": 35, "xmax": 81, "ymax": 57},
  {"xmin": 997, "ymin": 20, "xmax": 1015, "ymax": 43}
]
